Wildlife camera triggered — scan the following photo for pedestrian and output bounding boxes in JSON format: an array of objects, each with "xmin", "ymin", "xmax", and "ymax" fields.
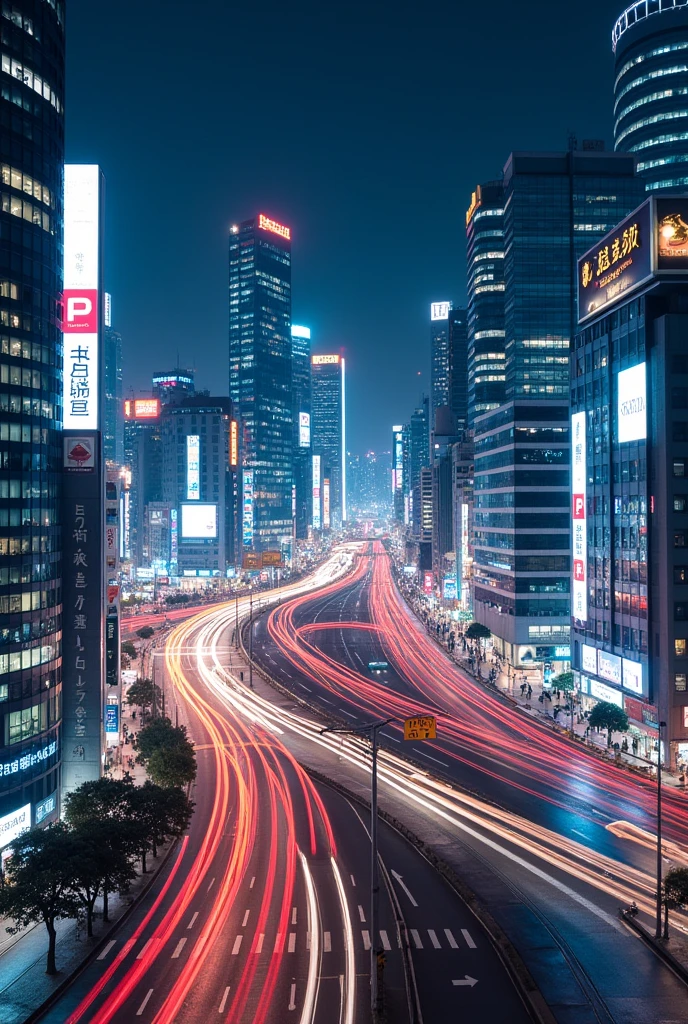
[
  {"xmin": 520, "ymin": 682, "xmax": 526, "ymax": 696},
  {"xmin": 527, "ymin": 684, "xmax": 532, "ymax": 699},
  {"xmin": 632, "ymin": 737, "xmax": 639, "ymax": 755}
]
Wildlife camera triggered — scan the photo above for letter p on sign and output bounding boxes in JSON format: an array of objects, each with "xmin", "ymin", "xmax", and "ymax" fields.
[{"xmin": 62, "ymin": 289, "xmax": 98, "ymax": 332}]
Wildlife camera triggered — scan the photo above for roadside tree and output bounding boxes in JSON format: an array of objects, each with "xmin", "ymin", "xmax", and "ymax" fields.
[{"xmin": 588, "ymin": 701, "xmax": 629, "ymax": 747}]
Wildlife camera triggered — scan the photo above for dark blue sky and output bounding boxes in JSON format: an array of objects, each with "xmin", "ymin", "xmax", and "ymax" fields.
[{"xmin": 67, "ymin": 0, "xmax": 625, "ymax": 452}]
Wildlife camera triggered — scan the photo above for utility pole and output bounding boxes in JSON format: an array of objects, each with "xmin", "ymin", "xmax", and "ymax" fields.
[
  {"xmin": 656, "ymin": 720, "xmax": 667, "ymax": 939},
  {"xmin": 249, "ymin": 589, "xmax": 253, "ymax": 689},
  {"xmin": 235, "ymin": 590, "xmax": 239, "ymax": 650},
  {"xmin": 321, "ymin": 718, "xmax": 394, "ymax": 1019}
]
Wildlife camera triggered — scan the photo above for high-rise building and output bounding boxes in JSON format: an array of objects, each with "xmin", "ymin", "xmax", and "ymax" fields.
[
  {"xmin": 430, "ymin": 301, "xmax": 452, "ymax": 429},
  {"xmin": 613, "ymin": 2, "xmax": 688, "ymax": 192},
  {"xmin": 124, "ymin": 398, "xmax": 163, "ymax": 568},
  {"xmin": 152, "ymin": 368, "xmax": 195, "ymax": 405},
  {"xmin": 466, "ymin": 182, "xmax": 506, "ymax": 425},
  {"xmin": 408, "ymin": 398, "xmax": 429, "ymax": 539},
  {"xmin": 472, "ymin": 147, "xmax": 646, "ymax": 670},
  {"xmin": 311, "ymin": 354, "xmax": 346, "ymax": 527},
  {"xmin": 448, "ymin": 308, "xmax": 468, "ymax": 431},
  {"xmin": 0, "ymin": 0, "xmax": 64, "ymax": 830},
  {"xmin": 103, "ymin": 295, "xmax": 123, "ymax": 464},
  {"xmin": 229, "ymin": 214, "xmax": 292, "ymax": 555},
  {"xmin": 572, "ymin": 195, "xmax": 688, "ymax": 766},
  {"xmin": 291, "ymin": 326, "xmax": 312, "ymax": 540},
  {"xmin": 392, "ymin": 425, "xmax": 405, "ymax": 523}
]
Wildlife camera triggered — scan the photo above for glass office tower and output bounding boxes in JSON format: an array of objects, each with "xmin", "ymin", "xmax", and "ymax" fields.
[
  {"xmin": 291, "ymin": 325, "xmax": 311, "ymax": 540},
  {"xmin": 0, "ymin": 0, "xmax": 64, "ymax": 833},
  {"xmin": 613, "ymin": 1, "xmax": 688, "ymax": 191},
  {"xmin": 229, "ymin": 215, "xmax": 293, "ymax": 555},
  {"xmin": 103, "ymin": 299, "xmax": 123, "ymax": 464},
  {"xmin": 311, "ymin": 354, "xmax": 346, "ymax": 528},
  {"xmin": 430, "ymin": 302, "xmax": 451, "ymax": 430},
  {"xmin": 448, "ymin": 308, "xmax": 468, "ymax": 432}
]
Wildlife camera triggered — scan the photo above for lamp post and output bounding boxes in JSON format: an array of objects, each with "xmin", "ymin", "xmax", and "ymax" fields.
[
  {"xmin": 656, "ymin": 719, "xmax": 667, "ymax": 939},
  {"xmin": 249, "ymin": 589, "xmax": 253, "ymax": 689},
  {"xmin": 321, "ymin": 718, "xmax": 394, "ymax": 1019}
]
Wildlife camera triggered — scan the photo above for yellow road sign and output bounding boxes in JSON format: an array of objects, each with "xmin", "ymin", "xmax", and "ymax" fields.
[{"xmin": 403, "ymin": 715, "xmax": 437, "ymax": 741}]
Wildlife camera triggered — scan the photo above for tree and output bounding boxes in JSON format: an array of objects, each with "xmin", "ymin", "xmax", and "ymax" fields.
[
  {"xmin": 588, "ymin": 701, "xmax": 629, "ymax": 747},
  {"xmin": 125, "ymin": 677, "xmax": 161, "ymax": 716},
  {"xmin": 147, "ymin": 743, "xmax": 197, "ymax": 789},
  {"xmin": 136, "ymin": 625, "xmax": 155, "ymax": 640},
  {"xmin": 128, "ymin": 782, "xmax": 193, "ymax": 869},
  {"xmin": 135, "ymin": 716, "xmax": 185, "ymax": 759},
  {"xmin": 68, "ymin": 826, "xmax": 136, "ymax": 938},
  {"xmin": 0, "ymin": 823, "xmax": 81, "ymax": 974},
  {"xmin": 121, "ymin": 640, "xmax": 137, "ymax": 660},
  {"xmin": 465, "ymin": 622, "xmax": 492, "ymax": 642},
  {"xmin": 661, "ymin": 867, "xmax": 688, "ymax": 939},
  {"xmin": 553, "ymin": 671, "xmax": 575, "ymax": 693}
]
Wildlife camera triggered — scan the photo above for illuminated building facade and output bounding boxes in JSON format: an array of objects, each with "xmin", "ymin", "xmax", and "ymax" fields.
[
  {"xmin": 311, "ymin": 354, "xmax": 346, "ymax": 527},
  {"xmin": 229, "ymin": 215, "xmax": 292, "ymax": 554},
  {"xmin": 448, "ymin": 308, "xmax": 469, "ymax": 432},
  {"xmin": 572, "ymin": 194, "xmax": 688, "ymax": 765},
  {"xmin": 409, "ymin": 398, "xmax": 429, "ymax": 538},
  {"xmin": 124, "ymin": 399, "xmax": 163, "ymax": 568},
  {"xmin": 291, "ymin": 326, "xmax": 311, "ymax": 540},
  {"xmin": 613, "ymin": 1, "xmax": 688, "ymax": 191},
  {"xmin": 103, "ymin": 297, "xmax": 123, "ymax": 464},
  {"xmin": 466, "ymin": 182, "xmax": 506, "ymax": 424},
  {"xmin": 430, "ymin": 301, "xmax": 451, "ymax": 429},
  {"xmin": 152, "ymin": 367, "xmax": 195, "ymax": 405},
  {"xmin": 0, "ymin": 0, "xmax": 64, "ymax": 834}
]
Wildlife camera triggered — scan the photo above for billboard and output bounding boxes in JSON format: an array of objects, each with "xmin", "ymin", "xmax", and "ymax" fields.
[
  {"xmin": 617, "ymin": 362, "xmax": 646, "ymax": 443},
  {"xmin": 0, "ymin": 803, "xmax": 31, "ymax": 851},
  {"xmin": 262, "ymin": 551, "xmax": 282, "ymax": 567},
  {"xmin": 312, "ymin": 354, "xmax": 340, "ymax": 365},
  {"xmin": 581, "ymin": 644, "xmax": 597, "ymax": 675},
  {"xmin": 571, "ymin": 412, "xmax": 587, "ymax": 623},
  {"xmin": 622, "ymin": 658, "xmax": 644, "ymax": 696},
  {"xmin": 186, "ymin": 435, "xmax": 200, "ymax": 500},
  {"xmin": 430, "ymin": 302, "xmax": 451, "ymax": 321},
  {"xmin": 129, "ymin": 398, "xmax": 159, "ymax": 419},
  {"xmin": 312, "ymin": 455, "xmax": 321, "ymax": 529},
  {"xmin": 657, "ymin": 198, "xmax": 688, "ymax": 271},
  {"xmin": 243, "ymin": 552, "xmax": 261, "ymax": 570},
  {"xmin": 181, "ymin": 503, "xmax": 217, "ymax": 539},
  {"xmin": 598, "ymin": 649, "xmax": 622, "ymax": 686},
  {"xmin": 63, "ymin": 165, "xmax": 101, "ymax": 430},
  {"xmin": 323, "ymin": 478, "xmax": 331, "ymax": 529},
  {"xmin": 443, "ymin": 575, "xmax": 457, "ymax": 601},
  {"xmin": 104, "ymin": 702, "xmax": 119, "ymax": 734},
  {"xmin": 299, "ymin": 412, "xmax": 311, "ymax": 448},
  {"xmin": 242, "ymin": 471, "xmax": 254, "ymax": 547},
  {"xmin": 577, "ymin": 200, "xmax": 652, "ymax": 324},
  {"xmin": 64, "ymin": 436, "xmax": 95, "ymax": 472},
  {"xmin": 229, "ymin": 419, "xmax": 239, "ymax": 468},
  {"xmin": 423, "ymin": 571, "xmax": 434, "ymax": 595},
  {"xmin": 258, "ymin": 213, "xmax": 290, "ymax": 240}
]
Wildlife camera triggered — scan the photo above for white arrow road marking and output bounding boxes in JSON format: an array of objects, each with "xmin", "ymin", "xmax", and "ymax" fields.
[
  {"xmin": 288, "ymin": 983, "xmax": 297, "ymax": 1010},
  {"xmin": 452, "ymin": 976, "xmax": 478, "ymax": 987},
  {"xmin": 391, "ymin": 870, "xmax": 418, "ymax": 907}
]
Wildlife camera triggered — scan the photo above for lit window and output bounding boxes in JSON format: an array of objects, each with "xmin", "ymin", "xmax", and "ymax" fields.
[{"xmin": 676, "ymin": 639, "xmax": 687, "ymax": 657}]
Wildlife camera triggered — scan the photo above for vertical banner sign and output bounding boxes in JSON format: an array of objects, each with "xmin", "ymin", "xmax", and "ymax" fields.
[
  {"xmin": 312, "ymin": 455, "xmax": 321, "ymax": 529},
  {"xmin": 571, "ymin": 412, "xmax": 587, "ymax": 623},
  {"xmin": 63, "ymin": 166, "xmax": 100, "ymax": 430},
  {"xmin": 105, "ymin": 476, "xmax": 121, "ymax": 748},
  {"xmin": 243, "ymin": 470, "xmax": 254, "ymax": 547},
  {"xmin": 323, "ymin": 478, "xmax": 331, "ymax": 529},
  {"xmin": 170, "ymin": 507, "xmax": 178, "ymax": 574},
  {"xmin": 62, "ymin": 165, "xmax": 104, "ymax": 796},
  {"xmin": 229, "ymin": 419, "xmax": 239, "ymax": 468},
  {"xmin": 186, "ymin": 435, "xmax": 200, "ymax": 499}
]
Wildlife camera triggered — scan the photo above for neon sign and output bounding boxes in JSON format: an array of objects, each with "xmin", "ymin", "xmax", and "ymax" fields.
[
  {"xmin": 312, "ymin": 354, "xmax": 339, "ymax": 365},
  {"xmin": 258, "ymin": 214, "xmax": 290, "ymax": 240}
]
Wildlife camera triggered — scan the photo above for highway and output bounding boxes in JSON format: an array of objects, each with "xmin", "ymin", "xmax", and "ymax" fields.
[
  {"xmin": 38, "ymin": 548, "xmax": 528, "ymax": 1024},
  {"xmin": 245, "ymin": 542, "xmax": 688, "ymax": 1024}
]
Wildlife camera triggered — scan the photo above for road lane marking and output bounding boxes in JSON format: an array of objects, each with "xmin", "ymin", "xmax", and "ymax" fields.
[
  {"xmin": 340, "ymin": 709, "xmax": 357, "ymax": 718},
  {"xmin": 362, "ymin": 930, "xmax": 371, "ymax": 950},
  {"xmin": 242, "ymin": 910, "xmax": 250, "ymax": 927},
  {"xmin": 444, "ymin": 929, "xmax": 458, "ymax": 948},
  {"xmin": 274, "ymin": 932, "xmax": 283, "ymax": 953},
  {"xmin": 386, "ymin": 735, "xmax": 401, "ymax": 742},
  {"xmin": 358, "ymin": 905, "xmax": 366, "ymax": 922},
  {"xmin": 218, "ymin": 986, "xmax": 230, "ymax": 1013},
  {"xmin": 453, "ymin": 976, "xmax": 478, "ymax": 987},
  {"xmin": 136, "ymin": 989, "xmax": 154, "ymax": 1016},
  {"xmin": 171, "ymin": 938, "xmax": 187, "ymax": 959},
  {"xmin": 461, "ymin": 928, "xmax": 477, "ymax": 949},
  {"xmin": 249, "ymin": 876, "xmax": 256, "ymax": 889},
  {"xmin": 136, "ymin": 938, "xmax": 153, "ymax": 960},
  {"xmin": 572, "ymin": 829, "xmax": 587, "ymax": 839},
  {"xmin": 391, "ymin": 870, "xmax": 418, "ymax": 907},
  {"xmin": 380, "ymin": 930, "xmax": 391, "ymax": 951},
  {"xmin": 324, "ymin": 931, "xmax": 331, "ymax": 952},
  {"xmin": 187, "ymin": 912, "xmax": 198, "ymax": 930},
  {"xmin": 97, "ymin": 940, "xmax": 116, "ymax": 960},
  {"xmin": 289, "ymin": 982, "xmax": 297, "ymax": 1010},
  {"xmin": 350, "ymin": 875, "xmax": 356, "ymax": 887},
  {"xmin": 428, "ymin": 929, "xmax": 441, "ymax": 949},
  {"xmin": 255, "ymin": 933, "xmax": 264, "ymax": 953},
  {"xmin": 232, "ymin": 935, "xmax": 243, "ymax": 955},
  {"xmin": 320, "ymin": 696, "xmax": 333, "ymax": 704},
  {"xmin": 291, "ymin": 907, "xmax": 297, "ymax": 925},
  {"xmin": 410, "ymin": 929, "xmax": 423, "ymax": 949},
  {"xmin": 416, "ymin": 750, "xmax": 449, "ymax": 768},
  {"xmin": 288, "ymin": 932, "xmax": 296, "ymax": 953},
  {"xmin": 207, "ymin": 876, "xmax": 216, "ymax": 893}
]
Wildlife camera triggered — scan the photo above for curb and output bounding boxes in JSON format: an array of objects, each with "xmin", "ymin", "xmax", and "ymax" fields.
[
  {"xmin": 304, "ymin": 763, "xmax": 555, "ymax": 1024},
  {"xmin": 620, "ymin": 911, "xmax": 688, "ymax": 988},
  {"xmin": 23, "ymin": 838, "xmax": 179, "ymax": 1024}
]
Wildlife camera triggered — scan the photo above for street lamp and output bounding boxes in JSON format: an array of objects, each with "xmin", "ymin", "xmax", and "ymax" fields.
[
  {"xmin": 656, "ymin": 719, "xmax": 667, "ymax": 939},
  {"xmin": 321, "ymin": 718, "xmax": 394, "ymax": 1019}
]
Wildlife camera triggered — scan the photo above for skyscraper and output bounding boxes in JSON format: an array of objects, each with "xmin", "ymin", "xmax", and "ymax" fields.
[
  {"xmin": 152, "ymin": 368, "xmax": 195, "ymax": 405},
  {"xmin": 291, "ymin": 326, "xmax": 312, "ymax": 540},
  {"xmin": 613, "ymin": 1, "xmax": 688, "ymax": 191},
  {"xmin": 472, "ymin": 147, "xmax": 646, "ymax": 672},
  {"xmin": 409, "ymin": 398, "xmax": 429, "ymax": 538},
  {"xmin": 103, "ymin": 295, "xmax": 123, "ymax": 464},
  {"xmin": 430, "ymin": 301, "xmax": 452, "ymax": 429},
  {"xmin": 0, "ymin": 0, "xmax": 64, "ymax": 829},
  {"xmin": 124, "ymin": 398, "xmax": 163, "ymax": 569},
  {"xmin": 466, "ymin": 182, "xmax": 506, "ymax": 425},
  {"xmin": 448, "ymin": 308, "xmax": 468, "ymax": 431},
  {"xmin": 311, "ymin": 354, "xmax": 346, "ymax": 527},
  {"xmin": 229, "ymin": 214, "xmax": 293, "ymax": 555}
]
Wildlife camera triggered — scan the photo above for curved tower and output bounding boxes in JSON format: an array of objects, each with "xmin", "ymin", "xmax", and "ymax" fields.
[
  {"xmin": 613, "ymin": 0, "xmax": 688, "ymax": 190},
  {"xmin": 0, "ymin": 0, "xmax": 65, "ymax": 835}
]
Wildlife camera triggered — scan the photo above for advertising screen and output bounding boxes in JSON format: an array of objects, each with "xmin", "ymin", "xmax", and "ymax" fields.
[
  {"xmin": 590, "ymin": 680, "xmax": 624, "ymax": 707},
  {"xmin": 132, "ymin": 398, "xmax": 159, "ymax": 419},
  {"xmin": 242, "ymin": 471, "xmax": 254, "ymax": 547},
  {"xmin": 617, "ymin": 362, "xmax": 646, "ymax": 443},
  {"xmin": 186, "ymin": 435, "xmax": 200, "ymax": 500},
  {"xmin": 657, "ymin": 198, "xmax": 688, "ymax": 271},
  {"xmin": 581, "ymin": 644, "xmax": 597, "ymax": 675},
  {"xmin": 63, "ymin": 165, "xmax": 100, "ymax": 430},
  {"xmin": 299, "ymin": 412, "xmax": 311, "ymax": 448},
  {"xmin": 312, "ymin": 455, "xmax": 321, "ymax": 529},
  {"xmin": 181, "ymin": 503, "xmax": 217, "ymax": 539},
  {"xmin": 323, "ymin": 479, "xmax": 331, "ymax": 529},
  {"xmin": 622, "ymin": 658, "xmax": 644, "ymax": 695},
  {"xmin": 312, "ymin": 354, "xmax": 339, "ymax": 365},
  {"xmin": 571, "ymin": 412, "xmax": 587, "ymax": 623},
  {"xmin": 230, "ymin": 420, "xmax": 239, "ymax": 467},
  {"xmin": 443, "ymin": 575, "xmax": 457, "ymax": 601},
  {"xmin": 423, "ymin": 572, "xmax": 434, "ymax": 595},
  {"xmin": 430, "ymin": 302, "xmax": 451, "ymax": 321},
  {"xmin": 577, "ymin": 199, "xmax": 652, "ymax": 324},
  {"xmin": 0, "ymin": 803, "xmax": 31, "ymax": 850},
  {"xmin": 597, "ymin": 650, "xmax": 622, "ymax": 686}
]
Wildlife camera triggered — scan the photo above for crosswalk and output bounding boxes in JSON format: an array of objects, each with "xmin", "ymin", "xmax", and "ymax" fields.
[{"xmin": 100, "ymin": 925, "xmax": 477, "ymax": 964}]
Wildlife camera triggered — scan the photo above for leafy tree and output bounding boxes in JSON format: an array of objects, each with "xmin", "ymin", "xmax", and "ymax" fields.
[
  {"xmin": 128, "ymin": 783, "xmax": 193, "ymax": 869},
  {"xmin": 588, "ymin": 701, "xmax": 629, "ymax": 747},
  {"xmin": 0, "ymin": 823, "xmax": 81, "ymax": 974},
  {"xmin": 465, "ymin": 622, "xmax": 492, "ymax": 642},
  {"xmin": 553, "ymin": 671, "xmax": 575, "ymax": 693},
  {"xmin": 136, "ymin": 625, "xmax": 155, "ymax": 640},
  {"xmin": 125, "ymin": 677, "xmax": 161, "ymax": 716},
  {"xmin": 135, "ymin": 716, "xmax": 185, "ymax": 760},
  {"xmin": 63, "ymin": 775, "xmax": 136, "ymax": 827},
  {"xmin": 661, "ymin": 867, "xmax": 688, "ymax": 939},
  {"xmin": 69, "ymin": 826, "xmax": 136, "ymax": 937},
  {"xmin": 121, "ymin": 640, "xmax": 137, "ymax": 660},
  {"xmin": 147, "ymin": 742, "xmax": 197, "ymax": 789}
]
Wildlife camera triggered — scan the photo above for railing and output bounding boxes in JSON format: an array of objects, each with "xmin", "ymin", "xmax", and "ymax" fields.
[{"xmin": 613, "ymin": 0, "xmax": 688, "ymax": 53}]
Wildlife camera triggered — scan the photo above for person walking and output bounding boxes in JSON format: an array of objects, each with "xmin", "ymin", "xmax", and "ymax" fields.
[{"xmin": 527, "ymin": 683, "xmax": 532, "ymax": 699}]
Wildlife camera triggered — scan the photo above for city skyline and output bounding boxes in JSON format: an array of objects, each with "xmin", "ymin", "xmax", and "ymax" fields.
[{"xmin": 66, "ymin": 0, "xmax": 627, "ymax": 453}]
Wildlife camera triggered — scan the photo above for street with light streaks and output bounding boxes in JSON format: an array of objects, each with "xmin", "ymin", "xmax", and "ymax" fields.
[{"xmin": 36, "ymin": 551, "xmax": 527, "ymax": 1024}]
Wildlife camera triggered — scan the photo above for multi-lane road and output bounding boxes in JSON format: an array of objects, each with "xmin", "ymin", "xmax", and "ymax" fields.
[{"xmin": 35, "ymin": 549, "xmax": 528, "ymax": 1024}]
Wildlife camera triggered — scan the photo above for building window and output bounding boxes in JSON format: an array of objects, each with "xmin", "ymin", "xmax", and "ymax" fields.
[
  {"xmin": 677, "ymin": 674, "xmax": 687, "ymax": 692},
  {"xmin": 675, "ymin": 461, "xmax": 687, "ymax": 478},
  {"xmin": 673, "ymin": 388, "xmax": 688, "ymax": 409},
  {"xmin": 675, "ymin": 497, "xmax": 688, "ymax": 512},
  {"xmin": 676, "ymin": 532, "xmax": 688, "ymax": 547},
  {"xmin": 675, "ymin": 567, "xmax": 688, "ymax": 584},
  {"xmin": 676, "ymin": 639, "xmax": 687, "ymax": 658},
  {"xmin": 676, "ymin": 603, "xmax": 688, "ymax": 620},
  {"xmin": 684, "ymin": 706, "xmax": 688, "ymax": 725}
]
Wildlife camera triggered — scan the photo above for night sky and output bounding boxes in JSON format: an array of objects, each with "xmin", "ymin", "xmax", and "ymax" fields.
[{"xmin": 67, "ymin": 0, "xmax": 626, "ymax": 453}]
